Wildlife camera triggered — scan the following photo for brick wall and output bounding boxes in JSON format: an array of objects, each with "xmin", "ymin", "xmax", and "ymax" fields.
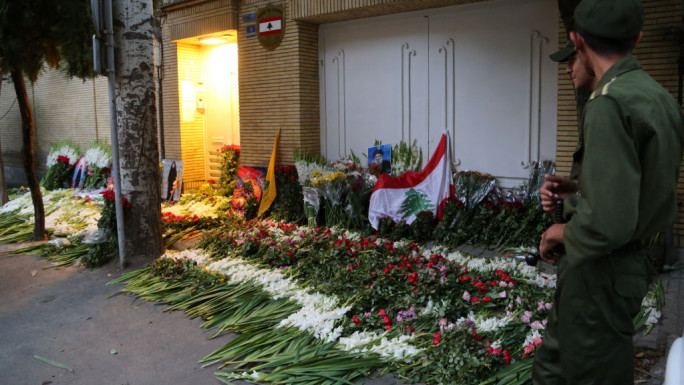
[
  {"xmin": 237, "ymin": 0, "xmax": 319, "ymax": 167},
  {"xmin": 553, "ymin": 0, "xmax": 684, "ymax": 245},
  {"xmin": 0, "ymin": 71, "xmax": 110, "ymax": 176}
]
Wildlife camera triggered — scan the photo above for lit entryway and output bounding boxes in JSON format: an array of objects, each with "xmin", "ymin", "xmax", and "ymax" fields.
[{"xmin": 200, "ymin": 40, "xmax": 240, "ymax": 181}]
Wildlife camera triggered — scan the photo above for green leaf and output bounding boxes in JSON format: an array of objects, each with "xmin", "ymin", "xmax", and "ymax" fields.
[{"xmin": 33, "ymin": 355, "xmax": 74, "ymax": 373}]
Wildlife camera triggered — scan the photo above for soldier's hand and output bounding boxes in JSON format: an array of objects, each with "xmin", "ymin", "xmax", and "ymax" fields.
[
  {"xmin": 539, "ymin": 224, "xmax": 565, "ymax": 264},
  {"xmin": 540, "ymin": 174, "xmax": 577, "ymax": 217}
]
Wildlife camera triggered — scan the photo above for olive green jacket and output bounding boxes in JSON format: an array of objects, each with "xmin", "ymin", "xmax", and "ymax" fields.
[{"xmin": 563, "ymin": 56, "xmax": 684, "ymax": 266}]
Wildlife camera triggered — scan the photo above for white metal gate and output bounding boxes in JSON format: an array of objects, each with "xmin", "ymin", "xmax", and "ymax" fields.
[{"xmin": 319, "ymin": 0, "xmax": 558, "ymax": 185}]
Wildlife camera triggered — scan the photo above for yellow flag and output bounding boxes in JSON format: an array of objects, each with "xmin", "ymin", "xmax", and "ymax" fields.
[{"xmin": 258, "ymin": 127, "xmax": 281, "ymax": 217}]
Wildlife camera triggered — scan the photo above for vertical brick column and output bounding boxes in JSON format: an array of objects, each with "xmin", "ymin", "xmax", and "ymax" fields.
[{"xmin": 237, "ymin": 0, "xmax": 319, "ymax": 167}]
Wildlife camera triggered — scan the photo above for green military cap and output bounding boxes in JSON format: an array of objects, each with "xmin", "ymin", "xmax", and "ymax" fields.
[
  {"xmin": 574, "ymin": 0, "xmax": 644, "ymax": 40},
  {"xmin": 550, "ymin": 40, "xmax": 575, "ymax": 63}
]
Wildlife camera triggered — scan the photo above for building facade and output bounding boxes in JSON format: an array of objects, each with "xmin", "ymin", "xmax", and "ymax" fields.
[{"xmin": 1, "ymin": 0, "xmax": 683, "ymax": 243}]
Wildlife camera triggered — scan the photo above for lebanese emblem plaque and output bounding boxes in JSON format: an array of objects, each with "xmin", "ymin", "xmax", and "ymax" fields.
[{"xmin": 257, "ymin": 3, "xmax": 285, "ymax": 51}]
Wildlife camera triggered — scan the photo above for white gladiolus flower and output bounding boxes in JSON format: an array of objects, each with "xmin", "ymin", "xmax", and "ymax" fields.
[
  {"xmin": 457, "ymin": 311, "xmax": 514, "ymax": 333},
  {"xmin": 0, "ymin": 189, "xmax": 101, "ymax": 239},
  {"xmin": 84, "ymin": 146, "xmax": 112, "ymax": 169},
  {"xmin": 523, "ymin": 329, "xmax": 543, "ymax": 347},
  {"xmin": 46, "ymin": 145, "xmax": 80, "ymax": 168}
]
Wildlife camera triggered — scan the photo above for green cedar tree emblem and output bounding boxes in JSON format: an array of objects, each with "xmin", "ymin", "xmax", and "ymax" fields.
[{"xmin": 400, "ymin": 188, "xmax": 435, "ymax": 219}]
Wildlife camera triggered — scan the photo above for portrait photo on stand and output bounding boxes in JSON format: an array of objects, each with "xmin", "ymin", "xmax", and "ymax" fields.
[
  {"xmin": 161, "ymin": 159, "xmax": 184, "ymax": 202},
  {"xmin": 368, "ymin": 144, "xmax": 392, "ymax": 175}
]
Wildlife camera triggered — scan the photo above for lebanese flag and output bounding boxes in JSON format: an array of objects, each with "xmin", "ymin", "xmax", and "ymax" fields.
[
  {"xmin": 259, "ymin": 16, "xmax": 282, "ymax": 36},
  {"xmin": 368, "ymin": 132, "xmax": 454, "ymax": 230}
]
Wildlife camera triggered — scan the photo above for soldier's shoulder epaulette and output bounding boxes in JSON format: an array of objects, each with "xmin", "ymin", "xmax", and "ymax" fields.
[{"xmin": 589, "ymin": 77, "xmax": 618, "ymax": 100}]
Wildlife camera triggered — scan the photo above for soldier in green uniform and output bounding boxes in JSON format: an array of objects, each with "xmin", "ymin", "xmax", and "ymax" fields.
[
  {"xmin": 542, "ymin": 39, "xmax": 595, "ymax": 200},
  {"xmin": 533, "ymin": 0, "xmax": 684, "ymax": 384}
]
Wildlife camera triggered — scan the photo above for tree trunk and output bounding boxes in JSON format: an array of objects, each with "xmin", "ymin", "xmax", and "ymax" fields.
[
  {"xmin": 0, "ymin": 79, "xmax": 9, "ymax": 205},
  {"xmin": 112, "ymin": 0, "xmax": 162, "ymax": 265},
  {"xmin": 11, "ymin": 70, "xmax": 47, "ymax": 241}
]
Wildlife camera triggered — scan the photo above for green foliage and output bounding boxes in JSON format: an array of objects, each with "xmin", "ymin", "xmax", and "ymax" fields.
[
  {"xmin": 82, "ymin": 239, "xmax": 117, "ymax": 269},
  {"xmin": 293, "ymin": 148, "xmax": 329, "ymax": 166},
  {"xmin": 389, "ymin": 220, "xmax": 412, "ymax": 241},
  {"xmin": 38, "ymin": 235, "xmax": 90, "ymax": 267},
  {"xmin": 268, "ymin": 165, "xmax": 304, "ymax": 223},
  {"xmin": 0, "ymin": 0, "xmax": 94, "ymax": 81},
  {"xmin": 216, "ymin": 145, "xmax": 240, "ymax": 197},
  {"xmin": 411, "ymin": 210, "xmax": 436, "ymax": 243},
  {"xmin": 40, "ymin": 161, "xmax": 74, "ymax": 190},
  {"xmin": 377, "ymin": 217, "xmax": 395, "ymax": 237},
  {"xmin": 98, "ymin": 193, "xmax": 118, "ymax": 236},
  {"xmin": 344, "ymin": 174, "xmax": 374, "ymax": 232},
  {"xmin": 244, "ymin": 196, "xmax": 259, "ymax": 220},
  {"xmin": 392, "ymin": 327, "xmax": 497, "ymax": 385}
]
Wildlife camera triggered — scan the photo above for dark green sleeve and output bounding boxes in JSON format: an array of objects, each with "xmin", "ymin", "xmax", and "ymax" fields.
[{"xmin": 563, "ymin": 96, "xmax": 640, "ymax": 266}]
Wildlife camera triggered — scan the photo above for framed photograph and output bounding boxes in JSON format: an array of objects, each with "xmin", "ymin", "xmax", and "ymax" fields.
[
  {"xmin": 161, "ymin": 159, "xmax": 184, "ymax": 202},
  {"xmin": 368, "ymin": 144, "xmax": 392, "ymax": 174}
]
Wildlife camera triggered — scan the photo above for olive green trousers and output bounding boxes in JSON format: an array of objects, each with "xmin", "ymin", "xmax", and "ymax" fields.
[{"xmin": 532, "ymin": 249, "xmax": 649, "ymax": 385}]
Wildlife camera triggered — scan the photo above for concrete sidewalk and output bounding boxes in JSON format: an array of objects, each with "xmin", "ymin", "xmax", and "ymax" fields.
[{"xmin": 0, "ymin": 249, "xmax": 408, "ymax": 385}]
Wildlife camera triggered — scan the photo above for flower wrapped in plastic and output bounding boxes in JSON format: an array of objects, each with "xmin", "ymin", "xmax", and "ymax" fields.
[
  {"xmin": 293, "ymin": 149, "xmax": 332, "ymax": 226},
  {"xmin": 302, "ymin": 186, "xmax": 320, "ymax": 227},
  {"xmin": 522, "ymin": 160, "xmax": 555, "ymax": 200},
  {"xmin": 41, "ymin": 142, "xmax": 80, "ymax": 190},
  {"xmin": 453, "ymin": 170, "xmax": 496, "ymax": 210},
  {"xmin": 311, "ymin": 171, "xmax": 351, "ymax": 228},
  {"xmin": 82, "ymin": 141, "xmax": 112, "ymax": 190}
]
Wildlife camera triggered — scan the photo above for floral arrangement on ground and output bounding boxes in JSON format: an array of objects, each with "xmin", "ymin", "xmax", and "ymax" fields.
[
  {"xmin": 111, "ymin": 215, "xmax": 663, "ymax": 385},
  {"xmin": 0, "ymin": 151, "xmax": 665, "ymax": 384}
]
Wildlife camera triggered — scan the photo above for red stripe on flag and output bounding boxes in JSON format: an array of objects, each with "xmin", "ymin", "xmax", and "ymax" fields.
[
  {"xmin": 372, "ymin": 134, "xmax": 448, "ymax": 192},
  {"xmin": 260, "ymin": 29, "xmax": 281, "ymax": 35},
  {"xmin": 259, "ymin": 16, "xmax": 281, "ymax": 23}
]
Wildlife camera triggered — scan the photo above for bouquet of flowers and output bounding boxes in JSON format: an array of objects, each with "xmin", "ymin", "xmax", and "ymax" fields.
[
  {"xmin": 41, "ymin": 142, "xmax": 80, "ymax": 190},
  {"xmin": 391, "ymin": 139, "xmax": 423, "ymax": 176},
  {"xmin": 293, "ymin": 148, "xmax": 331, "ymax": 186},
  {"xmin": 311, "ymin": 170, "xmax": 350, "ymax": 228},
  {"xmin": 294, "ymin": 149, "xmax": 331, "ymax": 226},
  {"xmin": 454, "ymin": 171, "xmax": 497, "ymax": 210},
  {"xmin": 82, "ymin": 141, "xmax": 112, "ymax": 190},
  {"xmin": 302, "ymin": 186, "xmax": 320, "ymax": 227}
]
